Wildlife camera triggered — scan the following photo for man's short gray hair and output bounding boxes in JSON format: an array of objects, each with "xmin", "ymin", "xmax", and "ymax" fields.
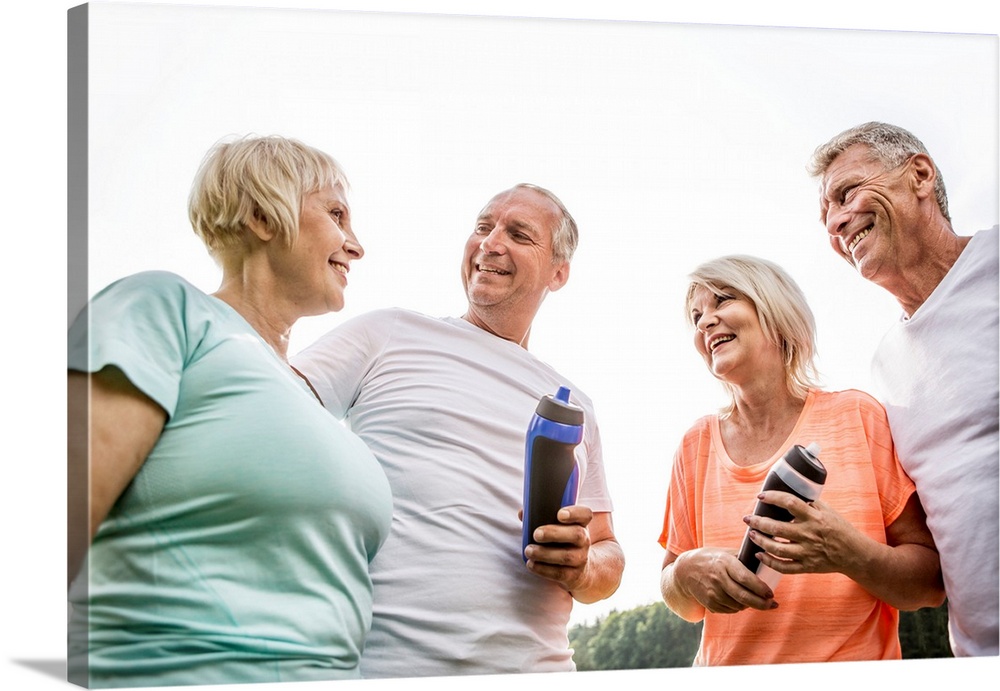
[
  {"xmin": 513, "ymin": 183, "xmax": 579, "ymax": 263},
  {"xmin": 808, "ymin": 122, "xmax": 950, "ymax": 222}
]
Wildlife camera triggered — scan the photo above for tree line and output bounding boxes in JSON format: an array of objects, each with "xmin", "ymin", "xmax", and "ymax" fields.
[{"xmin": 569, "ymin": 601, "xmax": 952, "ymax": 670}]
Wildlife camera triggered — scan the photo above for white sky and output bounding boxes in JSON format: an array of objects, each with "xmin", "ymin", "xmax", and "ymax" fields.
[{"xmin": 4, "ymin": 2, "xmax": 999, "ymax": 691}]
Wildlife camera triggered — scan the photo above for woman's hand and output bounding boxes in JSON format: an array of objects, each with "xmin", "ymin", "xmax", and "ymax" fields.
[
  {"xmin": 744, "ymin": 491, "xmax": 944, "ymax": 610},
  {"xmin": 660, "ymin": 547, "xmax": 777, "ymax": 621},
  {"xmin": 744, "ymin": 492, "xmax": 863, "ymax": 576}
]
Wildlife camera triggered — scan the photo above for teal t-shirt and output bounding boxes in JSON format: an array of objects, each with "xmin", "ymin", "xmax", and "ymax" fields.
[{"xmin": 68, "ymin": 271, "xmax": 392, "ymax": 687}]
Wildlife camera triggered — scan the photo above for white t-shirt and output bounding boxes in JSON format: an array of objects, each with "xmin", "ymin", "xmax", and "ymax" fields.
[
  {"xmin": 292, "ymin": 308, "xmax": 613, "ymax": 678},
  {"xmin": 872, "ymin": 226, "xmax": 1000, "ymax": 657}
]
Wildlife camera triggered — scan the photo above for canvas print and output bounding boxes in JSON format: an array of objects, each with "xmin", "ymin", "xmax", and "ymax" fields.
[{"xmin": 66, "ymin": 1, "xmax": 998, "ymax": 689}]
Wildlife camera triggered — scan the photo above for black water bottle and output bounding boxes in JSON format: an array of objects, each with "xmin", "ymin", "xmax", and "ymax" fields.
[
  {"xmin": 521, "ymin": 386, "xmax": 584, "ymax": 561},
  {"xmin": 737, "ymin": 443, "xmax": 827, "ymax": 590}
]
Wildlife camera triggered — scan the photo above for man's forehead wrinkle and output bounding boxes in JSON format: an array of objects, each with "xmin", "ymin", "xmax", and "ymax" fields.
[
  {"xmin": 819, "ymin": 176, "xmax": 839, "ymax": 209},
  {"xmin": 508, "ymin": 218, "xmax": 539, "ymax": 232},
  {"xmin": 479, "ymin": 205, "xmax": 543, "ymax": 231},
  {"xmin": 823, "ymin": 167, "xmax": 859, "ymax": 201}
]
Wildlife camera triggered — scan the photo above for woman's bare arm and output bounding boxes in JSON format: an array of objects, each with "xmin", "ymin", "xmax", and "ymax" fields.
[{"xmin": 68, "ymin": 368, "xmax": 166, "ymax": 586}]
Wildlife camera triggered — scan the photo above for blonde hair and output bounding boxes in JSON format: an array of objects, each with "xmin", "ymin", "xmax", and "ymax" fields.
[
  {"xmin": 188, "ymin": 134, "xmax": 348, "ymax": 260},
  {"xmin": 686, "ymin": 255, "xmax": 820, "ymax": 416}
]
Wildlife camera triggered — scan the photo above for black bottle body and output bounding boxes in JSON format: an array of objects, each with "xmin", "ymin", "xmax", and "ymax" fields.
[
  {"xmin": 737, "ymin": 443, "xmax": 827, "ymax": 589},
  {"xmin": 521, "ymin": 387, "xmax": 583, "ymax": 560}
]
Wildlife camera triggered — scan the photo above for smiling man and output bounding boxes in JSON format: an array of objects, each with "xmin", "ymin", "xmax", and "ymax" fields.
[
  {"xmin": 291, "ymin": 183, "xmax": 623, "ymax": 678},
  {"xmin": 462, "ymin": 186, "xmax": 570, "ymax": 345},
  {"xmin": 809, "ymin": 122, "xmax": 999, "ymax": 657}
]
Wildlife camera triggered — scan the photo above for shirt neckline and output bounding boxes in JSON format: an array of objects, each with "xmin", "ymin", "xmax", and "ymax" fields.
[{"xmin": 710, "ymin": 389, "xmax": 818, "ymax": 479}]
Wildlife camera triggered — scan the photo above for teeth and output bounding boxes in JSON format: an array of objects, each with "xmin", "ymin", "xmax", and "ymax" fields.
[
  {"xmin": 848, "ymin": 227, "xmax": 872, "ymax": 254},
  {"xmin": 330, "ymin": 262, "xmax": 347, "ymax": 274},
  {"xmin": 478, "ymin": 265, "xmax": 510, "ymax": 275},
  {"xmin": 709, "ymin": 335, "xmax": 735, "ymax": 351}
]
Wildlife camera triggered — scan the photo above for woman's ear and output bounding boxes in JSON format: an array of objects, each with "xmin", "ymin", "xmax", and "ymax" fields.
[{"xmin": 246, "ymin": 207, "xmax": 275, "ymax": 242}]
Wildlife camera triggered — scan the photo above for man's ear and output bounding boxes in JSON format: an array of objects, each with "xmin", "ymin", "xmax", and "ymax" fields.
[
  {"xmin": 547, "ymin": 261, "xmax": 571, "ymax": 293},
  {"xmin": 909, "ymin": 153, "xmax": 937, "ymax": 202}
]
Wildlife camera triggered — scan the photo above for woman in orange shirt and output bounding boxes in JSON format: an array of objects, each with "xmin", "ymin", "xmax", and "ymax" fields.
[{"xmin": 658, "ymin": 254, "xmax": 944, "ymax": 666}]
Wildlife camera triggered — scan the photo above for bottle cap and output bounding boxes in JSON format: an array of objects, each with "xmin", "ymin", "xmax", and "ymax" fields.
[
  {"xmin": 535, "ymin": 386, "xmax": 584, "ymax": 426},
  {"xmin": 785, "ymin": 443, "xmax": 827, "ymax": 485}
]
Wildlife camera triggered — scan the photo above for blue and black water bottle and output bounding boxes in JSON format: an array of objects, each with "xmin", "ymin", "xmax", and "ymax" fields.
[{"xmin": 521, "ymin": 386, "xmax": 584, "ymax": 561}]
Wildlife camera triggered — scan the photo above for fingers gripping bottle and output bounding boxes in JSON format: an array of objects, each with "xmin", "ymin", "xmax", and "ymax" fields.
[
  {"xmin": 521, "ymin": 386, "xmax": 584, "ymax": 561},
  {"xmin": 737, "ymin": 443, "xmax": 827, "ymax": 590}
]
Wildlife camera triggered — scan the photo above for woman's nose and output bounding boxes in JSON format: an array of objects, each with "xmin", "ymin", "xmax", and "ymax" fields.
[
  {"xmin": 698, "ymin": 311, "xmax": 718, "ymax": 333},
  {"xmin": 343, "ymin": 229, "xmax": 364, "ymax": 260}
]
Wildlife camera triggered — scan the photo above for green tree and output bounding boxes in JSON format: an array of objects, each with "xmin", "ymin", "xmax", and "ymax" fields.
[
  {"xmin": 900, "ymin": 602, "xmax": 952, "ymax": 659},
  {"xmin": 571, "ymin": 600, "xmax": 952, "ymax": 670},
  {"xmin": 571, "ymin": 602, "xmax": 701, "ymax": 670}
]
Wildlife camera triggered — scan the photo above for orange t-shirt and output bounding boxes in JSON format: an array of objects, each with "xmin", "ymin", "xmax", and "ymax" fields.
[{"xmin": 658, "ymin": 389, "xmax": 915, "ymax": 666}]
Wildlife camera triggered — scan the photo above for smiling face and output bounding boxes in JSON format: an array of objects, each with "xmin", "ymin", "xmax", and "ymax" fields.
[
  {"xmin": 269, "ymin": 182, "xmax": 362, "ymax": 316},
  {"xmin": 689, "ymin": 284, "xmax": 783, "ymax": 384},
  {"xmin": 460, "ymin": 186, "xmax": 569, "ymax": 333},
  {"xmin": 818, "ymin": 144, "xmax": 925, "ymax": 285}
]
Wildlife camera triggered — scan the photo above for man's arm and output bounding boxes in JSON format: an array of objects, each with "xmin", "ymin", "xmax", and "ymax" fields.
[{"xmin": 524, "ymin": 507, "xmax": 625, "ymax": 604}]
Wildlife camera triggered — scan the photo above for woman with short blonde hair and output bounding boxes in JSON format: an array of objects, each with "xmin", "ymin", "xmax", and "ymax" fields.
[{"xmin": 68, "ymin": 134, "xmax": 392, "ymax": 687}]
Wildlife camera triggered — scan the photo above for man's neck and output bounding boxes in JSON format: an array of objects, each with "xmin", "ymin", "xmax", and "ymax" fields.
[
  {"xmin": 883, "ymin": 230, "xmax": 971, "ymax": 316},
  {"xmin": 461, "ymin": 308, "xmax": 533, "ymax": 349}
]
